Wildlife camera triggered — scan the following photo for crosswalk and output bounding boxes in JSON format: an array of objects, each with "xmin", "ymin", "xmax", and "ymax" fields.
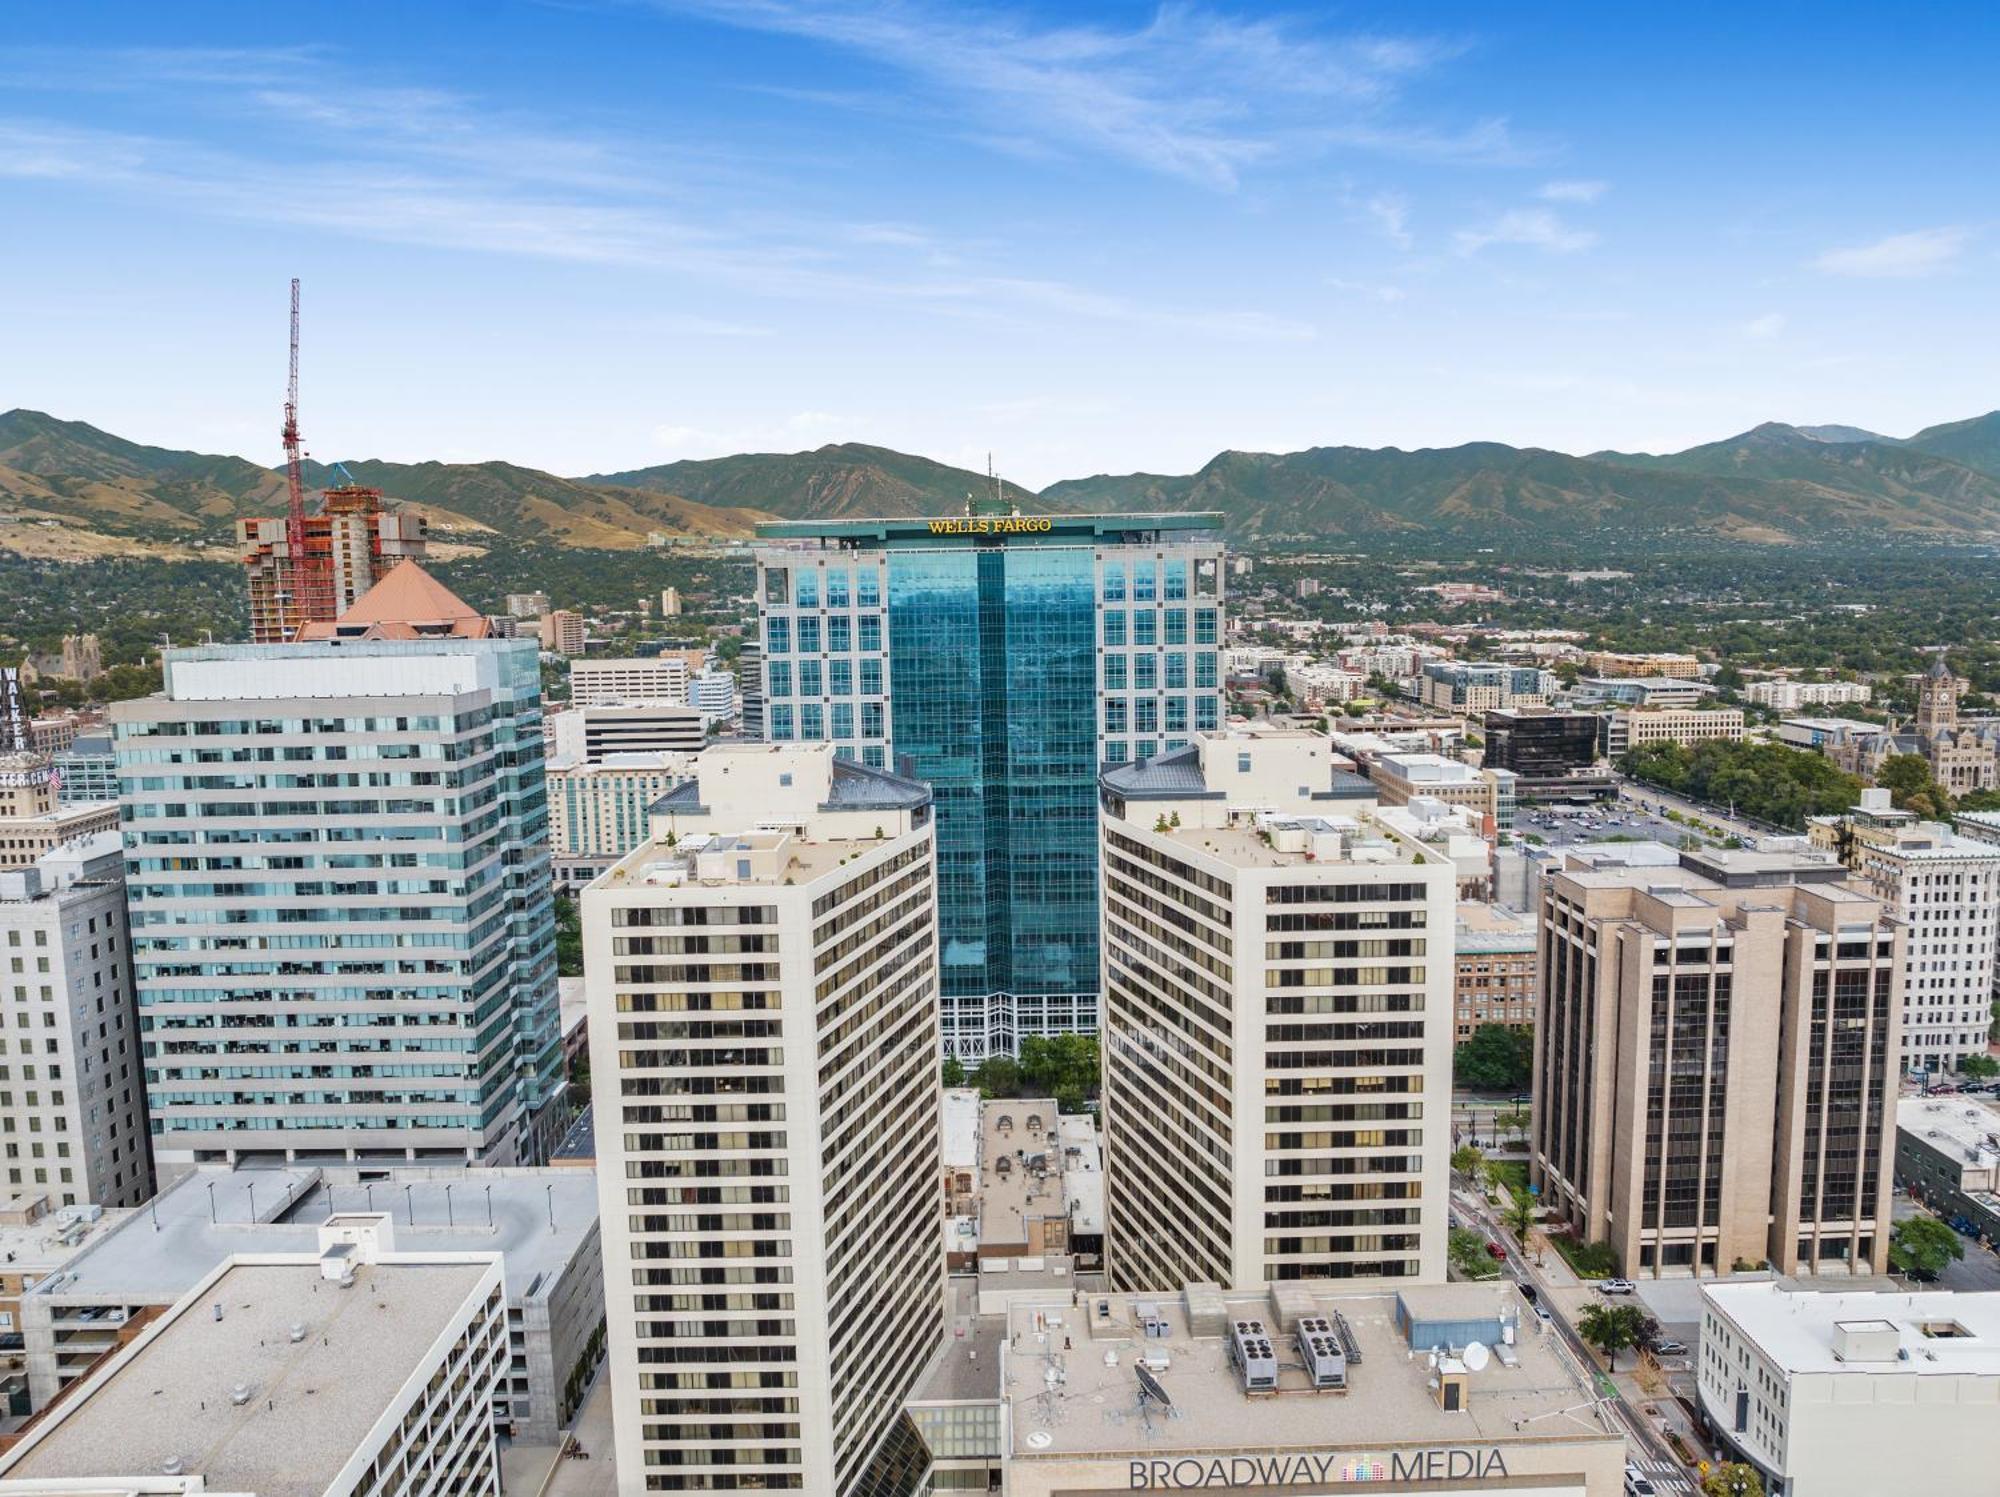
[{"xmin": 1631, "ymin": 1456, "xmax": 1695, "ymax": 1493}]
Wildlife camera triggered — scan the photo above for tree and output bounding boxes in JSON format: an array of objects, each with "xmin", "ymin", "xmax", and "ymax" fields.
[
  {"xmin": 941, "ymin": 1056, "xmax": 968, "ymax": 1088},
  {"xmin": 1455, "ymin": 1024, "xmax": 1534, "ymax": 1091},
  {"xmin": 553, "ymin": 895, "xmax": 582, "ymax": 978},
  {"xmin": 1700, "ymin": 1462, "xmax": 1765, "ymax": 1497},
  {"xmin": 1962, "ymin": 1054, "xmax": 1999, "ymax": 1080},
  {"xmin": 1879, "ymin": 753, "xmax": 1950, "ymax": 820},
  {"xmin": 1019, "ymin": 1034, "xmax": 1100, "ymax": 1111},
  {"xmin": 1889, "ymin": 1214, "xmax": 1965, "ymax": 1280},
  {"xmin": 1576, "ymin": 1303, "xmax": 1647, "ymax": 1371},
  {"xmin": 1450, "ymin": 1144, "xmax": 1486, "ymax": 1179},
  {"xmin": 1494, "ymin": 1107, "xmax": 1532, "ymax": 1145},
  {"xmin": 973, "ymin": 1055, "xmax": 1021, "ymax": 1099},
  {"xmin": 1448, "ymin": 1228, "xmax": 1501, "ymax": 1280},
  {"xmin": 1501, "ymin": 1190, "xmax": 1537, "ymax": 1241}
]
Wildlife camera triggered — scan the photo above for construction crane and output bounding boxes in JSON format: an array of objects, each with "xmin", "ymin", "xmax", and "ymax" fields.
[{"xmin": 277, "ymin": 278, "xmax": 334, "ymax": 637}]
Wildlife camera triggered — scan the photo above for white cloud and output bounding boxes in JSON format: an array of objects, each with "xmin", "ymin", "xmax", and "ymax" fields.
[
  {"xmin": 1454, "ymin": 208, "xmax": 1597, "ymax": 256},
  {"xmin": 1811, "ymin": 226, "xmax": 1970, "ymax": 278},
  {"xmin": 1742, "ymin": 312, "xmax": 1785, "ymax": 340},
  {"xmin": 1537, "ymin": 178, "xmax": 1606, "ymax": 202},
  {"xmin": 656, "ymin": 2, "xmax": 1512, "ymax": 188},
  {"xmin": 1328, "ymin": 277, "xmax": 1407, "ymax": 303},
  {"xmin": 1364, "ymin": 192, "xmax": 1413, "ymax": 248}
]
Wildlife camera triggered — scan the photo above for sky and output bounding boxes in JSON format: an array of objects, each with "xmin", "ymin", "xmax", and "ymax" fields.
[{"xmin": 1, "ymin": 2, "xmax": 1995, "ymax": 489}]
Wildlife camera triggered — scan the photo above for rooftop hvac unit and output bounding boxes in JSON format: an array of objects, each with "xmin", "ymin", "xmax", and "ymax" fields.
[
  {"xmin": 1136, "ymin": 1303, "xmax": 1171, "ymax": 1339},
  {"xmin": 1296, "ymin": 1315, "xmax": 1348, "ymax": 1390},
  {"xmin": 1229, "ymin": 1317, "xmax": 1278, "ymax": 1393}
]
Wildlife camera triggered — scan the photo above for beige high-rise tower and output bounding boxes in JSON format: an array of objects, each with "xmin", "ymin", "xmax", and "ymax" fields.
[{"xmin": 1532, "ymin": 846, "xmax": 1905, "ymax": 1277}]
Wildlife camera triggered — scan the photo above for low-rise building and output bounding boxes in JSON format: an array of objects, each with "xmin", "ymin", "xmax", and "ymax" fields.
[
  {"xmin": 1574, "ymin": 676, "xmax": 1712, "ymax": 710},
  {"xmin": 568, "ymin": 654, "xmax": 691, "ymax": 707},
  {"xmin": 0, "ymin": 755, "xmax": 116, "ymax": 870},
  {"xmin": 1698, "ymin": 1281, "xmax": 2000, "ymax": 1497},
  {"xmin": 1744, "ymin": 678, "xmax": 1872, "ymax": 711},
  {"xmin": 1418, "ymin": 662, "xmax": 1549, "ymax": 714},
  {"xmin": 1369, "ymin": 752, "xmax": 1515, "ymax": 833},
  {"xmin": 49, "ymin": 731, "xmax": 115, "ymax": 804},
  {"xmin": 0, "ymin": 1217, "xmax": 508, "ymax": 1497},
  {"xmin": 1454, "ymin": 902, "xmax": 1537, "ymax": 1041},
  {"xmin": 1580, "ymin": 650, "xmax": 1701, "ymax": 679},
  {"xmin": 16, "ymin": 1164, "xmax": 603, "ymax": 1444},
  {"xmin": 1373, "ymin": 797, "xmax": 1494, "ymax": 897},
  {"xmin": 686, "ymin": 667, "xmax": 737, "ymax": 717},
  {"xmin": 1895, "ymin": 1094, "xmax": 2000, "ymax": 1242},
  {"xmin": 1605, "ymin": 705, "xmax": 1745, "ymax": 754},
  {"xmin": 548, "ymin": 701, "xmax": 708, "ymax": 760},
  {"xmin": 1283, "ymin": 661, "xmax": 1363, "ymax": 709},
  {"xmin": 0, "ymin": 1194, "xmax": 134, "ymax": 1358},
  {"xmin": 926, "ymin": 1280, "xmax": 1625, "ymax": 1496},
  {"xmin": 547, "ymin": 752, "xmax": 693, "ymax": 857}
]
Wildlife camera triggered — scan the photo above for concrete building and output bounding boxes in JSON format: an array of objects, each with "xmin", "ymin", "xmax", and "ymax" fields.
[
  {"xmin": 1894, "ymin": 1094, "xmax": 2000, "ymax": 1242},
  {"xmin": 757, "ymin": 510, "xmax": 1226, "ymax": 1058},
  {"xmin": 0, "ymin": 1194, "xmax": 134, "ymax": 1358},
  {"xmin": 547, "ymin": 753, "xmax": 692, "ymax": 859},
  {"xmin": 1454, "ymin": 902, "xmax": 1537, "ymax": 1041},
  {"xmin": 910, "ymin": 1280, "xmax": 1625, "ymax": 1496},
  {"xmin": 1481, "ymin": 709, "xmax": 1602, "ymax": 783},
  {"xmin": 1097, "ymin": 727, "xmax": 1454, "ymax": 1292},
  {"xmin": 1580, "ymin": 650, "xmax": 1701, "ymax": 679},
  {"xmin": 0, "ymin": 755, "xmax": 117, "ymax": 869},
  {"xmin": 1372, "ymin": 798, "xmax": 1494, "ymax": 899},
  {"xmin": 16, "ymin": 1164, "xmax": 603, "ymax": 1443},
  {"xmin": 549, "ymin": 701, "xmax": 708, "ymax": 761},
  {"xmin": 1417, "ymin": 662, "xmax": 1549, "ymax": 714},
  {"xmin": 0, "ymin": 834, "xmax": 151, "ymax": 1209},
  {"xmin": 0, "ymin": 1217, "xmax": 507, "ymax": 1497},
  {"xmin": 1369, "ymin": 752, "xmax": 1515, "ymax": 834},
  {"xmin": 1574, "ymin": 677, "xmax": 1713, "ymax": 711},
  {"xmin": 1698, "ymin": 1281, "xmax": 2000, "ymax": 1497},
  {"xmin": 505, "ymin": 591, "xmax": 551, "ymax": 619},
  {"xmin": 538, "ymin": 608, "xmax": 586, "ymax": 656},
  {"xmin": 1605, "ymin": 705, "xmax": 1745, "ymax": 755},
  {"xmin": 1809, "ymin": 788, "xmax": 2000, "ymax": 1074},
  {"xmin": 110, "ymin": 630, "xmax": 563, "ymax": 1175},
  {"xmin": 1533, "ymin": 846, "xmax": 1905, "ymax": 1277},
  {"xmin": 568, "ymin": 655, "xmax": 691, "ymax": 708},
  {"xmin": 737, "ymin": 639, "xmax": 765, "ymax": 740},
  {"xmin": 686, "ymin": 667, "xmax": 737, "ymax": 718},
  {"xmin": 57, "ymin": 635, "xmax": 101, "ymax": 683},
  {"xmin": 1743, "ymin": 678, "xmax": 1872, "ymax": 711},
  {"xmin": 1283, "ymin": 661, "xmax": 1363, "ymax": 710},
  {"xmin": 237, "ymin": 486, "xmax": 429, "ymax": 644},
  {"xmin": 25, "ymin": 716, "xmax": 78, "ymax": 755},
  {"xmin": 584, "ymin": 743, "xmax": 948, "ymax": 1494},
  {"xmin": 49, "ymin": 731, "xmax": 115, "ymax": 804},
  {"xmin": 661, "ymin": 585, "xmax": 683, "ymax": 616}
]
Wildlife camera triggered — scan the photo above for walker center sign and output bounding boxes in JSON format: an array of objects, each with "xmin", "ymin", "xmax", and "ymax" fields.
[{"xmin": 1127, "ymin": 1448, "xmax": 1509, "ymax": 1487}]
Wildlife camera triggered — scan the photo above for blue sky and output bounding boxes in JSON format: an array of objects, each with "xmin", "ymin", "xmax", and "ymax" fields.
[{"xmin": 2, "ymin": 2, "xmax": 1994, "ymax": 488}]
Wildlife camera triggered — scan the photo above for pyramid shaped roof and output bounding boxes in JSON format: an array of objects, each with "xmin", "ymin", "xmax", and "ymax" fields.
[{"xmin": 297, "ymin": 561, "xmax": 492, "ymax": 641}]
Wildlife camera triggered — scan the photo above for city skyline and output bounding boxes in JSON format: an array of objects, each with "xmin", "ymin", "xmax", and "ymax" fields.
[{"xmin": 1, "ymin": 4, "xmax": 1994, "ymax": 488}]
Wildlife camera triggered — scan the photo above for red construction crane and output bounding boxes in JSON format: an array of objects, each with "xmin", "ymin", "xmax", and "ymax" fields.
[{"xmin": 278, "ymin": 277, "xmax": 332, "ymax": 637}]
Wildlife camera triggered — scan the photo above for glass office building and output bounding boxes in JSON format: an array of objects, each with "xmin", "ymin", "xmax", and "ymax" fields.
[{"xmin": 756, "ymin": 509, "xmax": 1226, "ymax": 1058}]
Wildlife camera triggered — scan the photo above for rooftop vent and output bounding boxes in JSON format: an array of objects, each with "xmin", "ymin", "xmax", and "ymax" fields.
[
  {"xmin": 1297, "ymin": 1315, "xmax": 1348, "ymax": 1391},
  {"xmin": 1229, "ymin": 1317, "xmax": 1278, "ymax": 1393},
  {"xmin": 229, "ymin": 1382, "xmax": 252, "ymax": 1407},
  {"xmin": 288, "ymin": 1321, "xmax": 308, "ymax": 1344}
]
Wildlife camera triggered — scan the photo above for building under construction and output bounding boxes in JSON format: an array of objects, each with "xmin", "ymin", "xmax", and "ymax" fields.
[
  {"xmin": 237, "ymin": 279, "xmax": 428, "ymax": 643},
  {"xmin": 237, "ymin": 486, "xmax": 428, "ymax": 643}
]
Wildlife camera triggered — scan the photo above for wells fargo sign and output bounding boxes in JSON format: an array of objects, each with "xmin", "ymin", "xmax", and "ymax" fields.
[
  {"xmin": 1126, "ymin": 1448, "xmax": 1510, "ymax": 1487},
  {"xmin": 926, "ymin": 516, "xmax": 1056, "ymax": 535}
]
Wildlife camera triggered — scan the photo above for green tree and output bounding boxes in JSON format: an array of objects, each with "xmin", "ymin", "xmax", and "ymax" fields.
[
  {"xmin": 1018, "ymin": 1034, "xmax": 1100, "ymax": 1111},
  {"xmin": 1889, "ymin": 1215, "xmax": 1965, "ymax": 1279},
  {"xmin": 1962, "ymin": 1054, "xmax": 1999, "ymax": 1080},
  {"xmin": 1494, "ymin": 1107, "xmax": 1532, "ymax": 1145},
  {"xmin": 1576, "ymin": 1302, "xmax": 1647, "ymax": 1371},
  {"xmin": 1879, "ymin": 753, "xmax": 1950, "ymax": 820},
  {"xmin": 553, "ymin": 895, "xmax": 582, "ymax": 978},
  {"xmin": 1455, "ymin": 1024, "xmax": 1534, "ymax": 1091},
  {"xmin": 973, "ymin": 1055, "xmax": 1022, "ymax": 1099},
  {"xmin": 1502, "ymin": 1189, "xmax": 1537, "ymax": 1241},
  {"xmin": 1700, "ymin": 1462, "xmax": 1765, "ymax": 1497},
  {"xmin": 941, "ymin": 1056, "xmax": 967, "ymax": 1088},
  {"xmin": 1448, "ymin": 1228, "xmax": 1501, "ymax": 1280},
  {"xmin": 1450, "ymin": 1144, "xmax": 1486, "ymax": 1179}
]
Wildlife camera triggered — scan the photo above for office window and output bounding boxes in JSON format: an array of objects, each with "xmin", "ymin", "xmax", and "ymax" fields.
[
  {"xmin": 825, "ymin": 569, "xmax": 850, "ymax": 607},
  {"xmin": 1133, "ymin": 562, "xmax": 1157, "ymax": 601},
  {"xmin": 800, "ymin": 704, "xmax": 825, "ymax": 739},
  {"xmin": 862, "ymin": 702, "xmax": 885, "ymax": 739},
  {"xmin": 1238, "ymin": 752, "xmax": 1252, "ymax": 772},
  {"xmin": 1195, "ymin": 652, "xmax": 1217, "ymax": 688},
  {"xmin": 1196, "ymin": 697, "xmax": 1219, "ymax": 731},
  {"xmin": 764, "ymin": 568, "xmax": 789, "ymax": 604},
  {"xmin": 831, "ymin": 703, "xmax": 854, "ymax": 739},
  {"xmin": 828, "ymin": 615, "xmax": 853, "ymax": 652},
  {"xmin": 1105, "ymin": 739, "xmax": 1129, "ymax": 763},
  {"xmin": 829, "ymin": 660, "xmax": 853, "ymax": 696},
  {"xmin": 1195, "ymin": 608, "xmax": 1218, "ymax": 644},
  {"xmin": 1103, "ymin": 564, "xmax": 1126, "ymax": 602},
  {"xmin": 1135, "ymin": 698, "xmax": 1158, "ymax": 734},
  {"xmin": 1103, "ymin": 611, "xmax": 1127, "ymax": 647},
  {"xmin": 1105, "ymin": 698, "xmax": 1128, "ymax": 734},
  {"xmin": 859, "ymin": 615, "xmax": 882, "ymax": 652},
  {"xmin": 1103, "ymin": 653, "xmax": 1128, "ymax": 691},
  {"xmin": 1165, "ymin": 652, "xmax": 1187, "ymax": 689},
  {"xmin": 1134, "ymin": 611, "xmax": 1157, "ymax": 647},
  {"xmin": 794, "ymin": 569, "xmax": 819, "ymax": 607},
  {"xmin": 1165, "ymin": 608, "xmax": 1188, "ymax": 646},
  {"xmin": 1136, "ymin": 738, "xmax": 1157, "ymax": 761},
  {"xmin": 770, "ymin": 705, "xmax": 795, "ymax": 740},
  {"xmin": 765, "ymin": 616, "xmax": 790, "ymax": 655},
  {"xmin": 1134, "ymin": 654, "xmax": 1157, "ymax": 690},
  {"xmin": 798, "ymin": 660, "xmax": 823, "ymax": 697},
  {"xmin": 1164, "ymin": 560, "xmax": 1188, "ymax": 600},
  {"xmin": 862, "ymin": 745, "xmax": 885, "ymax": 768},
  {"xmin": 860, "ymin": 658, "xmax": 884, "ymax": 695},
  {"xmin": 857, "ymin": 569, "xmax": 880, "ymax": 607},
  {"xmin": 765, "ymin": 662, "xmax": 793, "ymax": 699},
  {"xmin": 796, "ymin": 616, "xmax": 821, "ymax": 653},
  {"xmin": 1166, "ymin": 697, "xmax": 1187, "ymax": 732}
]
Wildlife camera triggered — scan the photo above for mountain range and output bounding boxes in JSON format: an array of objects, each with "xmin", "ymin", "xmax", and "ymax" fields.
[{"xmin": 4, "ymin": 406, "xmax": 1999, "ymax": 555}]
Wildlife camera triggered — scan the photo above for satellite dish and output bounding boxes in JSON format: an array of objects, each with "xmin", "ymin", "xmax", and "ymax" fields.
[
  {"xmin": 1135, "ymin": 1363, "xmax": 1174, "ymax": 1409},
  {"xmin": 1464, "ymin": 1340, "xmax": 1491, "ymax": 1373}
]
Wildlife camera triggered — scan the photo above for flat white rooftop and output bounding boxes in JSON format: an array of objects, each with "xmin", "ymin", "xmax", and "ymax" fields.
[
  {"xmin": 1899, "ymin": 1095, "xmax": 2000, "ymax": 1169},
  {"xmin": 1704, "ymin": 1281, "xmax": 2000, "ymax": 1375},
  {"xmin": 4, "ymin": 1258, "xmax": 490, "ymax": 1497}
]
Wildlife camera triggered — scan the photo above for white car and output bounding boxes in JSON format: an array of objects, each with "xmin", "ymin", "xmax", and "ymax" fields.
[
  {"xmin": 1600, "ymin": 1277, "xmax": 1636, "ymax": 1295},
  {"xmin": 1624, "ymin": 1466, "xmax": 1656, "ymax": 1496}
]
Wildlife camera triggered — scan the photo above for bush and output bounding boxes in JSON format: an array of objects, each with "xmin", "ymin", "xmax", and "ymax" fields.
[{"xmin": 1548, "ymin": 1233, "xmax": 1619, "ymax": 1279}]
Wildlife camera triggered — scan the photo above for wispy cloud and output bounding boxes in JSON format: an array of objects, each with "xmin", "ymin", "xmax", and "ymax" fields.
[
  {"xmin": 1537, "ymin": 178, "xmax": 1606, "ymax": 202},
  {"xmin": 1328, "ymin": 277, "xmax": 1407, "ymax": 303},
  {"xmin": 1811, "ymin": 226, "xmax": 1970, "ymax": 279},
  {"xmin": 1454, "ymin": 207, "xmax": 1597, "ymax": 256},
  {"xmin": 1364, "ymin": 192, "xmax": 1413, "ymax": 248},
  {"xmin": 1742, "ymin": 312, "xmax": 1785, "ymax": 340},
  {"xmin": 657, "ymin": 2, "xmax": 1514, "ymax": 187}
]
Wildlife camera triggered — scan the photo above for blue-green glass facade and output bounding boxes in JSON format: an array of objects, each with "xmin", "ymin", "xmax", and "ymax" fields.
[{"xmin": 887, "ymin": 546, "xmax": 1099, "ymax": 1025}]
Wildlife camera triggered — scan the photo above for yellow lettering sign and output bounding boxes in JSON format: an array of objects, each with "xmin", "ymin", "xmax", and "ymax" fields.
[{"xmin": 925, "ymin": 517, "xmax": 1055, "ymax": 536}]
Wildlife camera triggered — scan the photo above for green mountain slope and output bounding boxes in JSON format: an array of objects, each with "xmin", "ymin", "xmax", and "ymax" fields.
[
  {"xmin": 586, "ymin": 442, "xmax": 1036, "ymax": 519},
  {"xmin": 1904, "ymin": 411, "xmax": 2000, "ymax": 480}
]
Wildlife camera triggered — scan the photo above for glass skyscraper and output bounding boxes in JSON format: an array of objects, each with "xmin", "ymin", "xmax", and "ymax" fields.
[{"xmin": 756, "ymin": 509, "xmax": 1225, "ymax": 1058}]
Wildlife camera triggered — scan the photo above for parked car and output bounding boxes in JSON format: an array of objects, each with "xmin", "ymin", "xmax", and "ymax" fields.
[
  {"xmin": 1600, "ymin": 1278, "xmax": 1637, "ymax": 1295},
  {"xmin": 1624, "ymin": 1466, "xmax": 1657, "ymax": 1496},
  {"xmin": 1651, "ymin": 1339, "xmax": 1688, "ymax": 1357},
  {"xmin": 1517, "ymin": 1280, "xmax": 1540, "ymax": 1305},
  {"xmin": 1486, "ymin": 1240, "xmax": 1508, "ymax": 1260},
  {"xmin": 1950, "ymin": 1215, "xmax": 1980, "ymax": 1236}
]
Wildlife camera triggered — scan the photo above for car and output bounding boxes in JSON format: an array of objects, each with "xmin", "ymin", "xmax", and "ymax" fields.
[
  {"xmin": 1600, "ymin": 1278, "xmax": 1637, "ymax": 1295},
  {"xmin": 1516, "ymin": 1280, "xmax": 1539, "ymax": 1305},
  {"xmin": 1486, "ymin": 1240, "xmax": 1507, "ymax": 1260},
  {"xmin": 1624, "ymin": 1465, "xmax": 1657, "ymax": 1496},
  {"xmin": 1651, "ymin": 1339, "xmax": 1688, "ymax": 1357}
]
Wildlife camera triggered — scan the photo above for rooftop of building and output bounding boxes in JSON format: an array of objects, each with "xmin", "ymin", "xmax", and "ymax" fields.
[
  {"xmin": 1550, "ymin": 857, "xmax": 1881, "ymax": 919},
  {"xmin": 1098, "ymin": 738, "xmax": 1374, "ymax": 804},
  {"xmin": 1056, "ymin": 1115, "xmax": 1104, "ymax": 1237},
  {"xmin": 754, "ymin": 511, "xmax": 1224, "ymax": 544},
  {"xmin": 914, "ymin": 1278, "xmax": 1007, "ymax": 1405},
  {"xmin": 1000, "ymin": 1282, "xmax": 1610, "ymax": 1459},
  {"xmin": 1, "ymin": 1257, "xmax": 494, "ymax": 1497},
  {"xmin": 1454, "ymin": 901, "xmax": 1537, "ymax": 951},
  {"xmin": 25, "ymin": 1166, "xmax": 596, "ymax": 1310},
  {"xmin": 1813, "ymin": 808, "xmax": 2000, "ymax": 861},
  {"xmin": 1898, "ymin": 1094, "xmax": 2000, "ymax": 1170},
  {"xmin": 296, "ymin": 560, "xmax": 493, "ymax": 642},
  {"xmin": 943, "ymin": 1088, "xmax": 981, "ymax": 1172},
  {"xmin": 1703, "ymin": 1281, "xmax": 2000, "ymax": 1376},
  {"xmin": 648, "ymin": 744, "xmax": 931, "ymax": 817},
  {"xmin": 978, "ymin": 1100, "xmax": 1067, "ymax": 1254},
  {"xmin": 0, "ymin": 1196, "xmax": 137, "ymax": 1271},
  {"xmin": 1374, "ymin": 752, "xmax": 1487, "ymax": 784},
  {"xmin": 1140, "ymin": 813, "xmax": 1417, "ymax": 872}
]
